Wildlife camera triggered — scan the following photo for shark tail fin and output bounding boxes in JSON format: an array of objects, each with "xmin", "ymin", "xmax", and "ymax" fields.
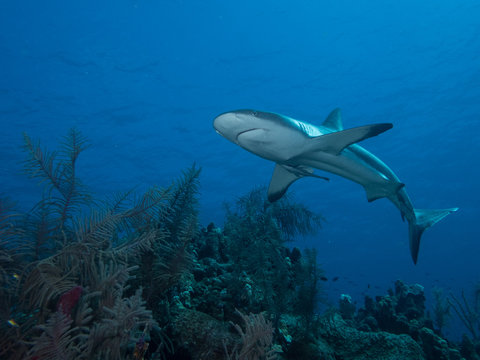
[{"xmin": 408, "ymin": 207, "xmax": 458, "ymax": 264}]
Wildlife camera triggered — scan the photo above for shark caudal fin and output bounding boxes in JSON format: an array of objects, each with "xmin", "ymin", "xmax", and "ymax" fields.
[{"xmin": 408, "ymin": 207, "xmax": 458, "ymax": 264}]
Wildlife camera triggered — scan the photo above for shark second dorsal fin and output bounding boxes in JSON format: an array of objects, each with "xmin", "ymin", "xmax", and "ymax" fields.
[
  {"xmin": 322, "ymin": 108, "xmax": 343, "ymax": 131},
  {"xmin": 308, "ymin": 123, "xmax": 393, "ymax": 155}
]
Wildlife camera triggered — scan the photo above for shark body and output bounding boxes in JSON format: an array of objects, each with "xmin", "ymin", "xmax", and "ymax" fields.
[{"xmin": 213, "ymin": 109, "xmax": 458, "ymax": 264}]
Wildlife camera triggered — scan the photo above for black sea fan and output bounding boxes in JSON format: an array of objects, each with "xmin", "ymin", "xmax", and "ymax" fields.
[{"xmin": 22, "ymin": 128, "xmax": 91, "ymax": 251}]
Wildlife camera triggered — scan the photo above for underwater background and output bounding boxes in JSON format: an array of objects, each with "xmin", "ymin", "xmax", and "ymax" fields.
[{"xmin": 1, "ymin": 0, "xmax": 479, "ymax": 359}]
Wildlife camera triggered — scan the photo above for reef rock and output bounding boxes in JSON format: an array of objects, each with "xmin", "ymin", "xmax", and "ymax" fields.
[
  {"xmin": 319, "ymin": 313, "xmax": 425, "ymax": 360},
  {"xmin": 172, "ymin": 308, "xmax": 233, "ymax": 360},
  {"xmin": 418, "ymin": 327, "xmax": 464, "ymax": 360}
]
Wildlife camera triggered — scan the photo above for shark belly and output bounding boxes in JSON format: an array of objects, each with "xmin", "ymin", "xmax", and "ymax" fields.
[{"xmin": 294, "ymin": 151, "xmax": 402, "ymax": 202}]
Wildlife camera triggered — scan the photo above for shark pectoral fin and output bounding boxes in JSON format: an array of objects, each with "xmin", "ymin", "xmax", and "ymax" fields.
[
  {"xmin": 309, "ymin": 123, "xmax": 393, "ymax": 155},
  {"xmin": 268, "ymin": 164, "xmax": 301, "ymax": 202},
  {"xmin": 268, "ymin": 164, "xmax": 329, "ymax": 202}
]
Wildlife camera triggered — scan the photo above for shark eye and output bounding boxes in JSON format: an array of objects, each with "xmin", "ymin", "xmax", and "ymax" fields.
[{"xmin": 252, "ymin": 111, "xmax": 258, "ymax": 117}]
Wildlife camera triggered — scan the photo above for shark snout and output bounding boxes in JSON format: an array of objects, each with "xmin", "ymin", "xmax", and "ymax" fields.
[
  {"xmin": 213, "ymin": 112, "xmax": 232, "ymax": 134},
  {"xmin": 214, "ymin": 111, "xmax": 255, "ymax": 144}
]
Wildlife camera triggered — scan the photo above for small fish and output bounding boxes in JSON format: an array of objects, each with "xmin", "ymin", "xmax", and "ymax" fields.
[
  {"xmin": 7, "ymin": 319, "xmax": 19, "ymax": 327},
  {"xmin": 320, "ymin": 276, "xmax": 328, "ymax": 281},
  {"xmin": 12, "ymin": 273, "xmax": 20, "ymax": 280},
  {"xmin": 332, "ymin": 276, "xmax": 339, "ymax": 282}
]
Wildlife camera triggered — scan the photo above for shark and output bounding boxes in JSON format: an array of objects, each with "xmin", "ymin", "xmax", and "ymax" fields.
[{"xmin": 213, "ymin": 108, "xmax": 458, "ymax": 264}]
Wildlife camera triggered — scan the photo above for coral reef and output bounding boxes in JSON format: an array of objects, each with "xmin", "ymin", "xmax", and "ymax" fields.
[
  {"xmin": 351, "ymin": 280, "xmax": 463, "ymax": 360},
  {"xmin": 0, "ymin": 129, "xmax": 477, "ymax": 359}
]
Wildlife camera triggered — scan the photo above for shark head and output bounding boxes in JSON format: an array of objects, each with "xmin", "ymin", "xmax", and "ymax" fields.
[
  {"xmin": 213, "ymin": 110, "xmax": 307, "ymax": 161},
  {"xmin": 213, "ymin": 110, "xmax": 267, "ymax": 143}
]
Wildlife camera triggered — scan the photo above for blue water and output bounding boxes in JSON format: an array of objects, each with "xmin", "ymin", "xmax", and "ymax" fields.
[{"xmin": 1, "ymin": 0, "xmax": 479, "ymax": 339}]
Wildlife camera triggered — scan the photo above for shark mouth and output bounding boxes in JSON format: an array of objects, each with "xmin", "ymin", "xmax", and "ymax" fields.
[{"xmin": 236, "ymin": 128, "xmax": 260, "ymax": 141}]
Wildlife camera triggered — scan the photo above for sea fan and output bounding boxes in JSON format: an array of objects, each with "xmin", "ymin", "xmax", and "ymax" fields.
[
  {"xmin": 0, "ymin": 198, "xmax": 21, "ymax": 292},
  {"xmin": 225, "ymin": 310, "xmax": 278, "ymax": 360},
  {"xmin": 22, "ymin": 128, "xmax": 91, "ymax": 239},
  {"xmin": 153, "ymin": 233, "xmax": 195, "ymax": 292},
  {"xmin": 87, "ymin": 260, "xmax": 136, "ymax": 308},
  {"xmin": 154, "ymin": 164, "xmax": 200, "ymax": 290},
  {"xmin": 86, "ymin": 288, "xmax": 156, "ymax": 359},
  {"xmin": 163, "ymin": 164, "xmax": 201, "ymax": 238},
  {"xmin": 22, "ymin": 260, "xmax": 78, "ymax": 317},
  {"xmin": 27, "ymin": 310, "xmax": 88, "ymax": 360}
]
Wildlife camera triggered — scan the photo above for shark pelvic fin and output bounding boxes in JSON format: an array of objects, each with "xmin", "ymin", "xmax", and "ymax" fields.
[
  {"xmin": 408, "ymin": 207, "xmax": 458, "ymax": 264},
  {"xmin": 267, "ymin": 164, "xmax": 329, "ymax": 202},
  {"xmin": 309, "ymin": 123, "xmax": 393, "ymax": 155},
  {"xmin": 322, "ymin": 108, "xmax": 344, "ymax": 131}
]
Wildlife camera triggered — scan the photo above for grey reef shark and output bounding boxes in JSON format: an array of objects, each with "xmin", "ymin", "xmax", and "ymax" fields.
[{"xmin": 213, "ymin": 108, "xmax": 458, "ymax": 264}]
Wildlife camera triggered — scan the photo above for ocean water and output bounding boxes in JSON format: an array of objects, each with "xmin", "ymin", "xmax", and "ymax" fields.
[{"xmin": 1, "ymin": 0, "xmax": 479, "ymax": 341}]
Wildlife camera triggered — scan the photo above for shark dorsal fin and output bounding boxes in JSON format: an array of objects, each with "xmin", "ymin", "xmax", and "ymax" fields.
[
  {"xmin": 322, "ymin": 108, "xmax": 343, "ymax": 131},
  {"xmin": 308, "ymin": 123, "xmax": 393, "ymax": 155}
]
